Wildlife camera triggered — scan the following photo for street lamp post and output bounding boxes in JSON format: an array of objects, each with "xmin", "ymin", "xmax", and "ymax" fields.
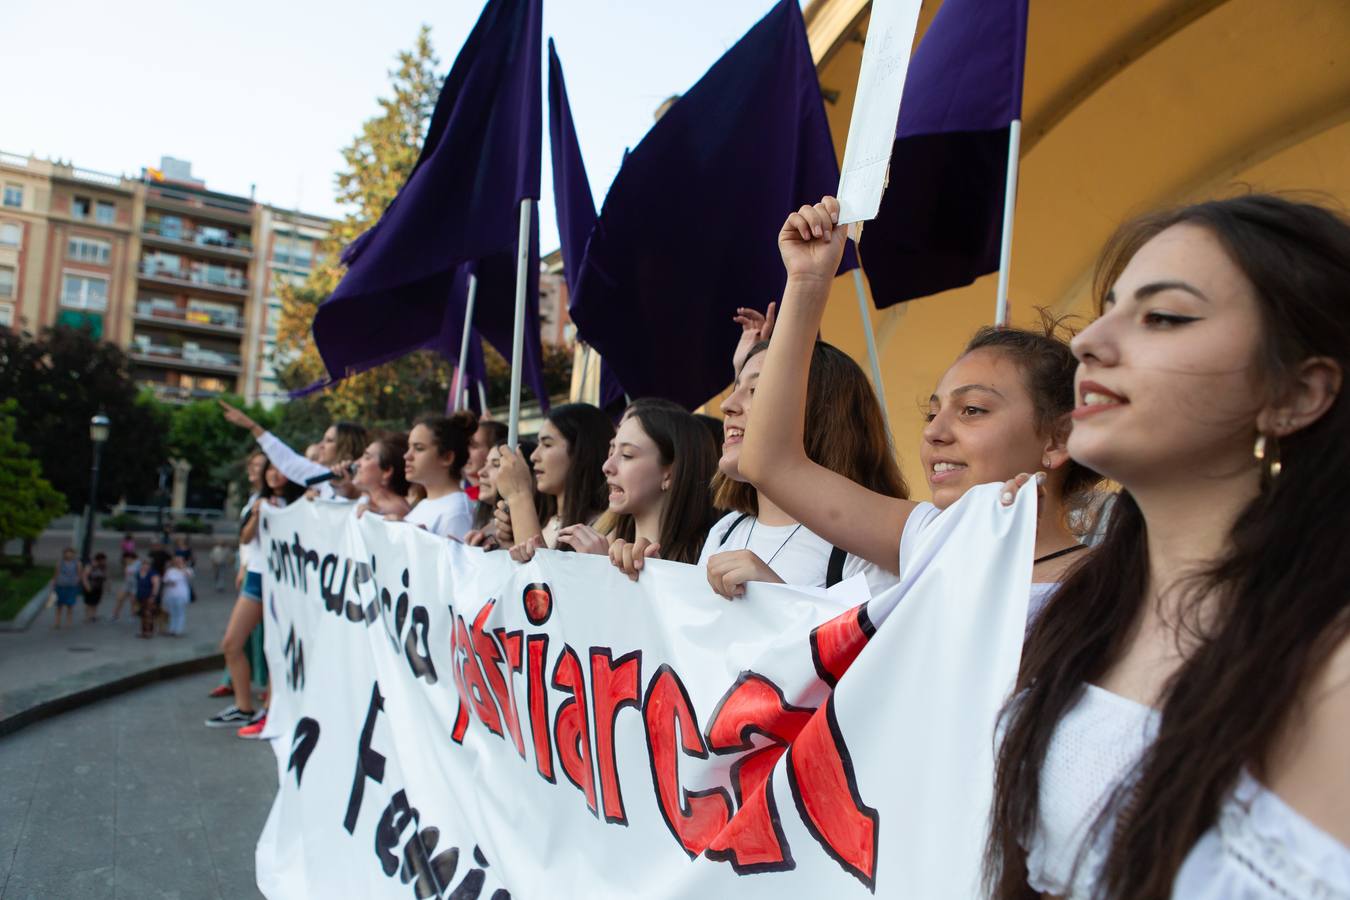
[{"xmin": 81, "ymin": 413, "xmax": 111, "ymax": 563}]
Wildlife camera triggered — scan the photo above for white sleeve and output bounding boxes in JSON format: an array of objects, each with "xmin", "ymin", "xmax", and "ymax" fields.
[
  {"xmin": 897, "ymin": 501, "xmax": 941, "ymax": 579},
  {"xmin": 257, "ymin": 431, "xmax": 329, "ymax": 489}
]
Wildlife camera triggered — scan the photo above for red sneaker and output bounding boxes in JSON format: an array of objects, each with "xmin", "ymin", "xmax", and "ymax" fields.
[
  {"xmin": 208, "ymin": 684, "xmax": 232, "ymax": 698},
  {"xmin": 237, "ymin": 715, "xmax": 268, "ymax": 740}
]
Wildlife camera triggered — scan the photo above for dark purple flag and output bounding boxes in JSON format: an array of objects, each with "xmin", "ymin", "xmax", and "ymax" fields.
[
  {"xmin": 308, "ymin": 0, "xmax": 548, "ymax": 407},
  {"xmin": 547, "ymin": 39, "xmax": 625, "ymax": 411},
  {"xmin": 568, "ymin": 0, "xmax": 855, "ymax": 411},
  {"xmin": 858, "ymin": 0, "xmax": 1029, "ymax": 307}
]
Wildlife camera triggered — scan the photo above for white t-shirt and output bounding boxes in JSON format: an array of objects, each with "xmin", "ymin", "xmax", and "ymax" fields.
[
  {"xmin": 162, "ymin": 567, "xmax": 192, "ymax": 600},
  {"xmin": 405, "ymin": 491, "xmax": 475, "ymax": 541},
  {"xmin": 697, "ymin": 511, "xmax": 897, "ymax": 596}
]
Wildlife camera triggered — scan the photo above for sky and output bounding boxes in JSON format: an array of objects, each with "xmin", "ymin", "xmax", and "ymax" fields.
[{"xmin": 2, "ymin": 0, "xmax": 795, "ymax": 253}]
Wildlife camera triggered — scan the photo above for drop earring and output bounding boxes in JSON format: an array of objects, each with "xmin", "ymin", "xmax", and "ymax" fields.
[{"xmin": 1254, "ymin": 433, "xmax": 1282, "ymax": 481}]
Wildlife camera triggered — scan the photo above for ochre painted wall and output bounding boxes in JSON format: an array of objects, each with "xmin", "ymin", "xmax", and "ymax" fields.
[{"xmin": 805, "ymin": 0, "xmax": 1350, "ymax": 498}]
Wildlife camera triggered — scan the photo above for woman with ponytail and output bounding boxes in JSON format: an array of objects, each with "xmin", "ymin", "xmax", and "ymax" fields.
[{"xmin": 986, "ymin": 195, "xmax": 1350, "ymax": 897}]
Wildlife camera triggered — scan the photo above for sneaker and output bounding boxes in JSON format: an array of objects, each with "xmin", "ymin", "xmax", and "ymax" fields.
[
  {"xmin": 208, "ymin": 684, "xmax": 233, "ymax": 698},
  {"xmin": 237, "ymin": 715, "xmax": 268, "ymax": 740},
  {"xmin": 204, "ymin": 705, "xmax": 260, "ymax": 728}
]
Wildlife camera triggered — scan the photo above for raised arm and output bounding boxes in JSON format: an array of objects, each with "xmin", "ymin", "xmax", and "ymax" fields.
[
  {"xmin": 738, "ymin": 197, "xmax": 916, "ymax": 571},
  {"xmin": 496, "ymin": 448, "xmax": 543, "ymax": 546},
  {"xmin": 219, "ymin": 399, "xmax": 327, "ymax": 487}
]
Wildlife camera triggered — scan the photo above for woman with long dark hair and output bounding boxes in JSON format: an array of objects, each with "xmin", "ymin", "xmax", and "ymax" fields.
[
  {"xmin": 984, "ymin": 195, "xmax": 1350, "ymax": 896},
  {"xmin": 219, "ymin": 400, "xmax": 367, "ymax": 501},
  {"xmin": 351, "ymin": 432, "xmax": 411, "ymax": 518},
  {"xmin": 586, "ymin": 398, "xmax": 719, "ymax": 565},
  {"xmin": 497, "ymin": 403, "xmax": 614, "ymax": 555}
]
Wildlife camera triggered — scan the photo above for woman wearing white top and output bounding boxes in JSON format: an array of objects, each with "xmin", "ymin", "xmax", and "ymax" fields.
[
  {"xmin": 160, "ymin": 556, "xmax": 192, "ymax": 636},
  {"xmin": 218, "ymin": 399, "xmax": 367, "ymax": 502},
  {"xmin": 399, "ymin": 412, "xmax": 478, "ymax": 541},
  {"xmin": 984, "ymin": 196, "xmax": 1350, "ymax": 897},
  {"xmin": 350, "ymin": 432, "xmax": 411, "ymax": 519},
  {"xmin": 740, "ymin": 197, "xmax": 1102, "ymax": 610}
]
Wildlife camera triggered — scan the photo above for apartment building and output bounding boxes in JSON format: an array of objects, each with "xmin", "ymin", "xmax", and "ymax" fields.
[{"xmin": 0, "ymin": 151, "xmax": 331, "ymax": 407}]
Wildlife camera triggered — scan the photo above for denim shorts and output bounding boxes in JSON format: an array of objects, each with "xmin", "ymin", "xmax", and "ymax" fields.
[
  {"xmin": 54, "ymin": 585, "xmax": 81, "ymax": 607},
  {"xmin": 242, "ymin": 571, "xmax": 263, "ymax": 602}
]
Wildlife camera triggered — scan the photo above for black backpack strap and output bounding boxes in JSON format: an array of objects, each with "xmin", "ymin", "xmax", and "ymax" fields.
[
  {"xmin": 718, "ymin": 513, "xmax": 751, "ymax": 547},
  {"xmin": 825, "ymin": 546, "xmax": 848, "ymax": 588}
]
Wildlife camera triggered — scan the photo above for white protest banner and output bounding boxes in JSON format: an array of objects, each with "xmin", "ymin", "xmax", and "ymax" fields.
[
  {"xmin": 254, "ymin": 483, "xmax": 1033, "ymax": 899},
  {"xmin": 835, "ymin": 0, "xmax": 924, "ymax": 225}
]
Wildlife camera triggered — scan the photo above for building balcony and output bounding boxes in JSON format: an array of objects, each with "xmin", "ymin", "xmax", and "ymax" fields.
[
  {"xmin": 141, "ymin": 382, "xmax": 230, "ymax": 404},
  {"xmin": 144, "ymin": 185, "xmax": 254, "ymax": 225},
  {"xmin": 131, "ymin": 341, "xmax": 242, "ymax": 375},
  {"xmin": 141, "ymin": 222, "xmax": 253, "ymax": 260},
  {"xmin": 138, "ymin": 263, "xmax": 248, "ymax": 296},
  {"xmin": 134, "ymin": 302, "xmax": 245, "ymax": 335}
]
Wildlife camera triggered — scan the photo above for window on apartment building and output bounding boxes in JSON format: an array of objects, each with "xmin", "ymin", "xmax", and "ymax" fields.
[
  {"xmin": 0, "ymin": 265, "xmax": 14, "ymax": 298},
  {"xmin": 2, "ymin": 185, "xmax": 21, "ymax": 208},
  {"xmin": 0, "ymin": 304, "xmax": 12, "ymax": 329},
  {"xmin": 61, "ymin": 273, "xmax": 108, "ymax": 310},
  {"xmin": 0, "ymin": 223, "xmax": 19, "ymax": 246},
  {"xmin": 68, "ymin": 236, "xmax": 112, "ymax": 264},
  {"xmin": 96, "ymin": 200, "xmax": 116, "ymax": 225},
  {"xmin": 72, "ymin": 196, "xmax": 91, "ymax": 219}
]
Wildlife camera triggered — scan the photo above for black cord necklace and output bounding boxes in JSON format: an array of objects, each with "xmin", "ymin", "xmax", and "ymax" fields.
[
  {"xmin": 1034, "ymin": 543, "xmax": 1088, "ymax": 565},
  {"xmin": 745, "ymin": 519, "xmax": 804, "ymax": 567}
]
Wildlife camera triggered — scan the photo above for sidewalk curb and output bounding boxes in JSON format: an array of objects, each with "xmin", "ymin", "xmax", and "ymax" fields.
[
  {"xmin": 0, "ymin": 579, "xmax": 53, "ymax": 633},
  {"xmin": 0, "ymin": 652, "xmax": 225, "ymax": 739}
]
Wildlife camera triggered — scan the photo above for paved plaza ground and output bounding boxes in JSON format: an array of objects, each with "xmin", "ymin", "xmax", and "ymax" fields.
[
  {"xmin": 1, "ymin": 527, "xmax": 275, "ymax": 898},
  {"xmin": 0, "ymin": 670, "xmax": 275, "ymax": 899}
]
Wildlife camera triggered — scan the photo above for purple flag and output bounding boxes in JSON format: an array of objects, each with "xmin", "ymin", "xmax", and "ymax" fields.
[
  {"xmin": 568, "ymin": 0, "xmax": 855, "ymax": 411},
  {"xmin": 547, "ymin": 39, "xmax": 625, "ymax": 411},
  {"xmin": 308, "ymin": 0, "xmax": 548, "ymax": 408},
  {"xmin": 858, "ymin": 0, "xmax": 1029, "ymax": 307}
]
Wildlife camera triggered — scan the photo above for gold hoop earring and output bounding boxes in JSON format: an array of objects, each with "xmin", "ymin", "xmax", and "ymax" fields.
[{"xmin": 1254, "ymin": 433, "xmax": 1282, "ymax": 480}]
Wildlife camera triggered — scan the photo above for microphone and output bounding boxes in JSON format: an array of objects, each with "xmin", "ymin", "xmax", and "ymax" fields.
[{"xmin": 304, "ymin": 462, "xmax": 358, "ymax": 487}]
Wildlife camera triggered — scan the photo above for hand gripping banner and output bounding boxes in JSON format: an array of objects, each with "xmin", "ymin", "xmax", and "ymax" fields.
[{"xmin": 254, "ymin": 484, "xmax": 1035, "ymax": 898}]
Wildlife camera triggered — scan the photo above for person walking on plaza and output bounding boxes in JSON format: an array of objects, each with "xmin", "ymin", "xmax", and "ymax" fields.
[
  {"xmin": 51, "ymin": 548, "xmax": 83, "ymax": 630},
  {"xmin": 133, "ymin": 557, "xmax": 161, "ymax": 639},
  {"xmin": 110, "ymin": 550, "xmax": 138, "ymax": 622},
  {"xmin": 161, "ymin": 556, "xmax": 192, "ymax": 636},
  {"xmin": 119, "ymin": 533, "xmax": 136, "ymax": 556},
  {"xmin": 81, "ymin": 552, "xmax": 108, "ymax": 623},
  {"xmin": 208, "ymin": 541, "xmax": 230, "ymax": 591}
]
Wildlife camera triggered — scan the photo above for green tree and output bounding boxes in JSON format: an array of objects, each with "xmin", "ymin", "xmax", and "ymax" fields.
[
  {"xmin": 0, "ymin": 399, "xmax": 67, "ymax": 564},
  {"xmin": 165, "ymin": 394, "xmax": 278, "ymax": 490},
  {"xmin": 275, "ymin": 26, "xmax": 461, "ymax": 424},
  {"xmin": 0, "ymin": 324, "xmax": 170, "ymax": 510}
]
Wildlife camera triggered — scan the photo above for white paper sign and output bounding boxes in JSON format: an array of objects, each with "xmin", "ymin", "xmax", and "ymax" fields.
[
  {"xmin": 835, "ymin": 0, "xmax": 925, "ymax": 225},
  {"xmin": 254, "ymin": 483, "xmax": 1033, "ymax": 899}
]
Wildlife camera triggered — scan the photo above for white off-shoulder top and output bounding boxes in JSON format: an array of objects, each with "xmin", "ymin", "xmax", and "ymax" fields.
[{"xmin": 1024, "ymin": 684, "xmax": 1350, "ymax": 898}]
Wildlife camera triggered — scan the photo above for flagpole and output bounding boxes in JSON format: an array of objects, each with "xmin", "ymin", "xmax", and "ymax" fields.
[
  {"xmin": 450, "ymin": 272, "xmax": 479, "ymax": 411},
  {"xmin": 851, "ymin": 267, "xmax": 891, "ymax": 434},
  {"xmin": 477, "ymin": 381, "xmax": 489, "ymax": 416},
  {"xmin": 507, "ymin": 198, "xmax": 533, "ymax": 449},
  {"xmin": 994, "ymin": 119, "xmax": 1022, "ymax": 327}
]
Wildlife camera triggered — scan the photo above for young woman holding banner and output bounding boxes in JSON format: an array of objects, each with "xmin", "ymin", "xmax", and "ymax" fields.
[
  {"xmin": 497, "ymin": 403, "xmax": 613, "ymax": 558},
  {"xmin": 981, "ymin": 196, "xmax": 1350, "ymax": 896},
  {"xmin": 350, "ymin": 432, "xmax": 411, "ymax": 519},
  {"xmin": 584, "ymin": 398, "xmax": 720, "ymax": 565},
  {"xmin": 399, "ymin": 413, "xmax": 478, "ymax": 540},
  {"xmin": 608, "ymin": 338, "xmax": 907, "ymax": 598},
  {"xmin": 739, "ymin": 196, "xmax": 1097, "ymax": 607}
]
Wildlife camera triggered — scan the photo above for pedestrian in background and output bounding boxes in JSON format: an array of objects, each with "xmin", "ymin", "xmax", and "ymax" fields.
[
  {"xmin": 110, "ymin": 550, "xmax": 138, "ymax": 622},
  {"xmin": 161, "ymin": 556, "xmax": 192, "ymax": 636},
  {"xmin": 51, "ymin": 547, "xmax": 82, "ymax": 630},
  {"xmin": 82, "ymin": 552, "xmax": 108, "ymax": 623},
  {"xmin": 209, "ymin": 542, "xmax": 230, "ymax": 591},
  {"xmin": 134, "ymin": 557, "xmax": 160, "ymax": 639}
]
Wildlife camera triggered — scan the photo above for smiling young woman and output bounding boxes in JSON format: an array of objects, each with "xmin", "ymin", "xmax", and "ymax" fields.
[
  {"xmin": 738, "ymin": 196, "xmax": 1098, "ymax": 602},
  {"xmin": 987, "ymin": 195, "xmax": 1350, "ymax": 897}
]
